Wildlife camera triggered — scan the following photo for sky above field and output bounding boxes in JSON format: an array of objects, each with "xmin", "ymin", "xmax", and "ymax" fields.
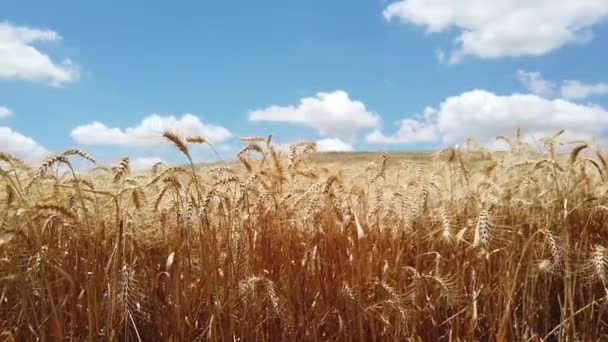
[{"xmin": 1, "ymin": 1, "xmax": 608, "ymax": 169}]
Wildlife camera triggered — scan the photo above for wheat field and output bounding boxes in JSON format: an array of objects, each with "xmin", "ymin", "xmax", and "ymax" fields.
[{"xmin": 1, "ymin": 130, "xmax": 608, "ymax": 341}]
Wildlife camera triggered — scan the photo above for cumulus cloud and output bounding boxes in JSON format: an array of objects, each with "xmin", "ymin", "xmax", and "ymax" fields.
[
  {"xmin": 0, "ymin": 107, "xmax": 50, "ymax": 162},
  {"xmin": 0, "ymin": 21, "xmax": 79, "ymax": 85},
  {"xmin": 516, "ymin": 70, "xmax": 555, "ymax": 96},
  {"xmin": 71, "ymin": 114, "xmax": 232, "ymax": 146},
  {"xmin": 0, "ymin": 106, "xmax": 12, "ymax": 118},
  {"xmin": 316, "ymin": 138, "xmax": 354, "ymax": 152},
  {"xmin": 131, "ymin": 157, "xmax": 166, "ymax": 172},
  {"xmin": 0, "ymin": 126, "xmax": 49, "ymax": 162},
  {"xmin": 369, "ymin": 89, "xmax": 608, "ymax": 146},
  {"xmin": 560, "ymin": 80, "xmax": 608, "ymax": 100},
  {"xmin": 249, "ymin": 90, "xmax": 381, "ymax": 141},
  {"xmin": 383, "ymin": 0, "xmax": 608, "ymax": 61},
  {"xmin": 514, "ymin": 71, "xmax": 608, "ymax": 100},
  {"xmin": 366, "ymin": 107, "xmax": 438, "ymax": 144}
]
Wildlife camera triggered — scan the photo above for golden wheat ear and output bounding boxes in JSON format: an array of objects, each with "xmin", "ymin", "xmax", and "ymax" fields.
[
  {"xmin": 37, "ymin": 155, "xmax": 68, "ymax": 176},
  {"xmin": 113, "ymin": 157, "xmax": 130, "ymax": 183},
  {"xmin": 185, "ymin": 134, "xmax": 223, "ymax": 161},
  {"xmin": 569, "ymin": 144, "xmax": 588, "ymax": 164},
  {"xmin": 185, "ymin": 136, "xmax": 205, "ymax": 144},
  {"xmin": 240, "ymin": 136, "xmax": 266, "ymax": 142},
  {"xmin": 62, "ymin": 148, "xmax": 96, "ymax": 163},
  {"xmin": 163, "ymin": 130, "xmax": 190, "ymax": 158}
]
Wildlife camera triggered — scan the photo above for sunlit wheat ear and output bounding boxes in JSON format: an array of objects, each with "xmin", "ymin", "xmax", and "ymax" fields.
[
  {"xmin": 113, "ymin": 157, "xmax": 130, "ymax": 183},
  {"xmin": 482, "ymin": 160, "xmax": 499, "ymax": 178},
  {"xmin": 596, "ymin": 151, "xmax": 608, "ymax": 177},
  {"xmin": 62, "ymin": 148, "xmax": 96, "ymax": 163},
  {"xmin": 427, "ymin": 274, "xmax": 460, "ymax": 303},
  {"xmin": 415, "ymin": 165, "xmax": 423, "ymax": 182},
  {"xmin": 301, "ymin": 141, "xmax": 317, "ymax": 154},
  {"xmin": 187, "ymin": 135, "xmax": 222, "ymax": 160},
  {"xmin": 339, "ymin": 282, "xmax": 356, "ymax": 302},
  {"xmin": 185, "ymin": 136, "xmax": 205, "ymax": 144},
  {"xmin": 580, "ymin": 155, "xmax": 603, "ymax": 176},
  {"xmin": 162, "ymin": 175, "xmax": 182, "ymax": 191},
  {"xmin": 438, "ymin": 207, "xmax": 453, "ymax": 242},
  {"xmin": 201, "ymin": 189, "xmax": 221, "ymax": 215},
  {"xmin": 240, "ymin": 136, "xmax": 266, "ymax": 142},
  {"xmin": 496, "ymin": 135, "xmax": 513, "ymax": 150},
  {"xmin": 264, "ymin": 277, "xmax": 281, "ymax": 317},
  {"xmin": 117, "ymin": 264, "xmax": 144, "ymax": 340},
  {"xmin": 150, "ymin": 161, "xmax": 167, "ymax": 175},
  {"xmin": 145, "ymin": 167, "xmax": 187, "ymax": 188},
  {"xmin": 472, "ymin": 209, "xmax": 491, "ymax": 250},
  {"xmin": 368, "ymin": 189, "xmax": 383, "ymax": 221},
  {"xmin": 35, "ymin": 203, "xmax": 77, "ymax": 220},
  {"xmin": 118, "ymin": 264, "xmax": 134, "ymax": 311},
  {"xmin": 376, "ymin": 280, "xmax": 407, "ymax": 320},
  {"xmin": 511, "ymin": 197, "xmax": 531, "ymax": 209},
  {"xmin": 28, "ymin": 245, "xmax": 48, "ymax": 276},
  {"xmin": 4, "ymin": 184, "xmax": 15, "ymax": 206},
  {"xmin": 0, "ymin": 152, "xmax": 15, "ymax": 164},
  {"xmin": 214, "ymin": 175, "xmax": 240, "ymax": 187},
  {"xmin": 0, "ymin": 153, "xmax": 26, "ymax": 173},
  {"xmin": 371, "ymin": 151, "xmax": 388, "ymax": 183},
  {"xmin": 268, "ymin": 145, "xmax": 285, "ymax": 180},
  {"xmin": 287, "ymin": 145, "xmax": 298, "ymax": 170},
  {"xmin": 536, "ymin": 259, "xmax": 556, "ymax": 274},
  {"xmin": 592, "ymin": 245, "xmax": 608, "ymax": 282},
  {"xmin": 580, "ymin": 244, "xmax": 608, "ymax": 285},
  {"xmin": 420, "ymin": 186, "xmax": 429, "ymax": 211},
  {"xmin": 238, "ymin": 144, "xmax": 265, "ymax": 158},
  {"xmin": 239, "ymin": 172, "xmax": 259, "ymax": 191},
  {"xmin": 400, "ymin": 195, "xmax": 417, "ymax": 231},
  {"xmin": 519, "ymin": 177, "xmax": 537, "ymax": 196},
  {"xmin": 509, "ymin": 160, "xmax": 535, "ymax": 171},
  {"xmin": 237, "ymin": 155, "xmax": 254, "ymax": 173},
  {"xmin": 569, "ymin": 144, "xmax": 588, "ymax": 165},
  {"xmin": 37, "ymin": 155, "xmax": 68, "ymax": 176},
  {"xmin": 153, "ymin": 187, "xmax": 168, "ymax": 212},
  {"xmin": 370, "ymin": 172, "xmax": 381, "ymax": 184},
  {"xmin": 238, "ymin": 276, "xmax": 282, "ymax": 317},
  {"xmin": 539, "ymin": 230, "xmax": 563, "ymax": 274},
  {"xmin": 534, "ymin": 159, "xmax": 564, "ymax": 173},
  {"xmin": 163, "ymin": 130, "xmax": 190, "ymax": 158},
  {"xmin": 131, "ymin": 187, "xmax": 146, "ymax": 211},
  {"xmin": 324, "ymin": 175, "xmax": 338, "ymax": 194},
  {"xmin": 66, "ymin": 177, "xmax": 95, "ymax": 190},
  {"xmin": 484, "ymin": 195, "xmax": 500, "ymax": 211}
]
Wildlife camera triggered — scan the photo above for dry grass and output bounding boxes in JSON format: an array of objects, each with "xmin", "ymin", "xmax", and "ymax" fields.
[{"xmin": 1, "ymin": 130, "xmax": 608, "ymax": 341}]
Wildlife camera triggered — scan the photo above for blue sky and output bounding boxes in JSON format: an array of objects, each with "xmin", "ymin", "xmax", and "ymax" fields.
[{"xmin": 1, "ymin": 1, "xmax": 608, "ymax": 169}]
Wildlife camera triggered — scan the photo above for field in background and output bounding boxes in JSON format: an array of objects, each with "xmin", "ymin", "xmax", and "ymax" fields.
[
  {"xmin": 1, "ymin": 131, "xmax": 608, "ymax": 341},
  {"xmin": 199, "ymin": 150, "xmax": 434, "ymax": 171}
]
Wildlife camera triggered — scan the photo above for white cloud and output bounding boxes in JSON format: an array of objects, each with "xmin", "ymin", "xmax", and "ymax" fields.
[
  {"xmin": 514, "ymin": 71, "xmax": 608, "ymax": 100},
  {"xmin": 516, "ymin": 70, "xmax": 555, "ymax": 96},
  {"xmin": 383, "ymin": 0, "xmax": 608, "ymax": 61},
  {"xmin": 434, "ymin": 90, "xmax": 608, "ymax": 145},
  {"xmin": 71, "ymin": 113, "xmax": 232, "ymax": 146},
  {"xmin": 560, "ymin": 80, "xmax": 608, "ymax": 100},
  {"xmin": 316, "ymin": 138, "xmax": 354, "ymax": 152},
  {"xmin": 131, "ymin": 157, "xmax": 166, "ymax": 172},
  {"xmin": 366, "ymin": 108, "xmax": 438, "ymax": 144},
  {"xmin": 369, "ymin": 89, "xmax": 608, "ymax": 146},
  {"xmin": 0, "ymin": 126, "xmax": 49, "ymax": 162},
  {"xmin": 0, "ymin": 21, "xmax": 78, "ymax": 85},
  {"xmin": 249, "ymin": 90, "xmax": 381, "ymax": 141},
  {"xmin": 0, "ymin": 106, "xmax": 12, "ymax": 118}
]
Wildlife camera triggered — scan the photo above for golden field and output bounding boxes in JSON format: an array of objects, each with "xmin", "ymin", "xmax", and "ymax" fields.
[{"xmin": 1, "ymin": 130, "xmax": 608, "ymax": 341}]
